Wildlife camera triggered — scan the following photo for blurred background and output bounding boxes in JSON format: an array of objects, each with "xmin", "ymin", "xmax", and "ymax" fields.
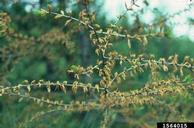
[{"xmin": 0, "ymin": 0, "xmax": 194, "ymax": 128}]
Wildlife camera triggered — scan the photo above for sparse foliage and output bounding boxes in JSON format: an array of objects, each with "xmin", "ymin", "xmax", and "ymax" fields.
[{"xmin": 1, "ymin": 0, "xmax": 194, "ymax": 128}]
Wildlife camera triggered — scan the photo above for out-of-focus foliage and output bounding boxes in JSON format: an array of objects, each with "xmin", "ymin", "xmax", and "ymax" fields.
[{"xmin": 0, "ymin": 0, "xmax": 194, "ymax": 128}]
